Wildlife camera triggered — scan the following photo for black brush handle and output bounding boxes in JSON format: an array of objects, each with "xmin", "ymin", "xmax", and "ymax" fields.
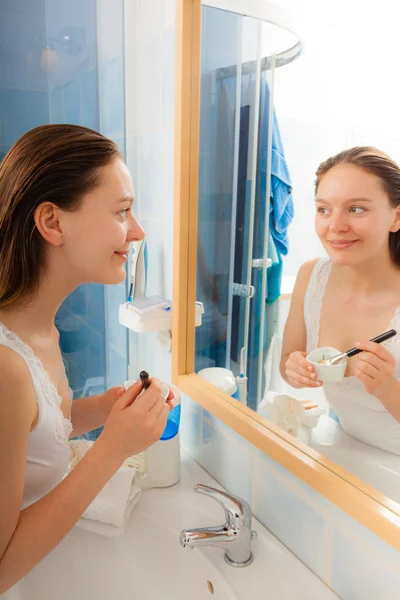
[
  {"xmin": 139, "ymin": 370, "xmax": 151, "ymax": 389},
  {"xmin": 346, "ymin": 329, "xmax": 397, "ymax": 358}
]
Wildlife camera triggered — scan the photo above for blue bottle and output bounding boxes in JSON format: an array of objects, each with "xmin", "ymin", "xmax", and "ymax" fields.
[{"xmin": 161, "ymin": 390, "xmax": 181, "ymax": 440}]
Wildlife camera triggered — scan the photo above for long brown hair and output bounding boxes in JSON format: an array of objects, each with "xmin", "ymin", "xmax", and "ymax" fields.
[
  {"xmin": 0, "ymin": 124, "xmax": 121, "ymax": 309},
  {"xmin": 315, "ymin": 146, "xmax": 400, "ymax": 266}
]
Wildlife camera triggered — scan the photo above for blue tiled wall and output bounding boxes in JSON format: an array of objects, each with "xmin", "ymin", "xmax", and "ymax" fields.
[
  {"xmin": 0, "ymin": 0, "xmax": 128, "ymax": 440},
  {"xmin": 0, "ymin": 88, "xmax": 49, "ymax": 155},
  {"xmin": 101, "ymin": 55, "xmax": 125, "ymax": 139}
]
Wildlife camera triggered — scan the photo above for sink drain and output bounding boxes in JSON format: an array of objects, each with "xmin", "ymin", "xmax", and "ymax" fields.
[{"xmin": 207, "ymin": 580, "xmax": 214, "ymax": 594}]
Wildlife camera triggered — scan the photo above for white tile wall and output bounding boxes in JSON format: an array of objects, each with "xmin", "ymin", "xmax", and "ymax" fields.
[
  {"xmin": 124, "ymin": 3, "xmax": 400, "ymax": 599},
  {"xmin": 202, "ymin": 415, "xmax": 254, "ymax": 507},
  {"xmin": 255, "ymin": 451, "xmax": 331, "ymax": 582},
  {"xmin": 330, "ymin": 507, "xmax": 400, "ymax": 600}
]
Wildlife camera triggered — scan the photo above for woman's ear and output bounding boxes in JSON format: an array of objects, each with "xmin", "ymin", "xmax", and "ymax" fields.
[
  {"xmin": 389, "ymin": 206, "xmax": 400, "ymax": 233},
  {"xmin": 34, "ymin": 203, "xmax": 65, "ymax": 246}
]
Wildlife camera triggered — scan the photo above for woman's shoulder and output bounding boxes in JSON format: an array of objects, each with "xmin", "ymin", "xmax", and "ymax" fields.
[
  {"xmin": 0, "ymin": 343, "xmax": 31, "ymax": 379},
  {"xmin": 295, "ymin": 257, "xmax": 328, "ymax": 290},
  {"xmin": 0, "ymin": 345, "xmax": 37, "ymax": 423}
]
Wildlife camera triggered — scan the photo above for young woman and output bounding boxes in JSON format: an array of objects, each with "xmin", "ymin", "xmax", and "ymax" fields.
[
  {"xmin": 0, "ymin": 124, "xmax": 173, "ymax": 593},
  {"xmin": 281, "ymin": 147, "xmax": 400, "ymax": 454}
]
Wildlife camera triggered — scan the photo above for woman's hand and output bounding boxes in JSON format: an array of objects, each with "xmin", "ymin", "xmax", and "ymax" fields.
[
  {"xmin": 98, "ymin": 378, "xmax": 171, "ymax": 462},
  {"xmin": 354, "ymin": 339, "xmax": 396, "ymax": 395},
  {"xmin": 96, "ymin": 384, "xmax": 175, "ymax": 422},
  {"xmin": 284, "ymin": 351, "xmax": 322, "ymax": 389},
  {"xmin": 95, "ymin": 386, "xmax": 125, "ymax": 421}
]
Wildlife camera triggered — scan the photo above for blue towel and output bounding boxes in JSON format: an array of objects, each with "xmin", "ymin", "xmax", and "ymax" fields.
[
  {"xmin": 266, "ymin": 233, "xmax": 282, "ymax": 305},
  {"xmin": 258, "ymin": 76, "xmax": 294, "ymax": 258},
  {"xmin": 247, "ymin": 76, "xmax": 292, "ymax": 359}
]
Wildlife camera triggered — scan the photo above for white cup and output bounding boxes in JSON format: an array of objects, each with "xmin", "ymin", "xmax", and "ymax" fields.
[
  {"xmin": 123, "ymin": 379, "xmax": 170, "ymax": 400},
  {"xmin": 306, "ymin": 346, "xmax": 347, "ymax": 383}
]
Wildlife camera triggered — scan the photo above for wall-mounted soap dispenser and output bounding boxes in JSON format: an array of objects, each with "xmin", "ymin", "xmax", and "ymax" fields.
[{"xmin": 119, "ymin": 239, "xmax": 204, "ymax": 333}]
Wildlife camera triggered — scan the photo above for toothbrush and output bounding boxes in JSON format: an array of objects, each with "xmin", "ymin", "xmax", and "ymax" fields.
[
  {"xmin": 236, "ymin": 347, "xmax": 248, "ymax": 405},
  {"xmin": 127, "ymin": 283, "xmax": 133, "ymax": 303}
]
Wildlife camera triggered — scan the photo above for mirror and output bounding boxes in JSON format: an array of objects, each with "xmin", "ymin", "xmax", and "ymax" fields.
[{"xmin": 194, "ymin": 3, "xmax": 400, "ymax": 508}]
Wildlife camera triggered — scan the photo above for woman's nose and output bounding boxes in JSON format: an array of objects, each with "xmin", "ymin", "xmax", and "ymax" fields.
[
  {"xmin": 127, "ymin": 215, "xmax": 145, "ymax": 242},
  {"xmin": 329, "ymin": 211, "xmax": 349, "ymax": 233}
]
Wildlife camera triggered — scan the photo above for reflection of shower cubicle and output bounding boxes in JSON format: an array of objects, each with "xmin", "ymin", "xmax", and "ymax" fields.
[
  {"xmin": 0, "ymin": 0, "xmax": 128, "ymax": 438},
  {"xmin": 195, "ymin": 5, "xmax": 301, "ymax": 410}
]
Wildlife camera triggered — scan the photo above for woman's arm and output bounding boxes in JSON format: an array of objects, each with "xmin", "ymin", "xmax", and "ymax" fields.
[
  {"xmin": 354, "ymin": 338, "xmax": 400, "ymax": 422},
  {"xmin": 0, "ymin": 434, "xmax": 122, "ymax": 594},
  {"xmin": 0, "ymin": 358, "xmax": 169, "ymax": 593},
  {"xmin": 69, "ymin": 387, "xmax": 123, "ymax": 438},
  {"xmin": 280, "ymin": 260, "xmax": 320, "ymax": 388}
]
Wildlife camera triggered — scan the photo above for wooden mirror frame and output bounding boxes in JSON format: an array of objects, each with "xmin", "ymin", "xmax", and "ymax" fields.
[{"xmin": 172, "ymin": 0, "xmax": 400, "ymax": 549}]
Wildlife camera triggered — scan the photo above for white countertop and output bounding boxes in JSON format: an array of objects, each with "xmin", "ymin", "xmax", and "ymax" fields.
[{"xmin": 9, "ymin": 451, "xmax": 337, "ymax": 600}]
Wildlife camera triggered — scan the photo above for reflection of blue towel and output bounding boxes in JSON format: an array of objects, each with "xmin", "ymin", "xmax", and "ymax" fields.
[
  {"xmin": 267, "ymin": 234, "xmax": 282, "ymax": 305},
  {"xmin": 248, "ymin": 76, "xmax": 292, "ymax": 361},
  {"xmin": 259, "ymin": 77, "xmax": 294, "ymax": 258},
  {"xmin": 257, "ymin": 76, "xmax": 293, "ymax": 305}
]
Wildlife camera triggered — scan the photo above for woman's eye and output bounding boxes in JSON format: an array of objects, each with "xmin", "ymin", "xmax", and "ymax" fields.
[
  {"xmin": 350, "ymin": 206, "xmax": 365, "ymax": 214},
  {"xmin": 119, "ymin": 208, "xmax": 129, "ymax": 218},
  {"xmin": 317, "ymin": 207, "xmax": 329, "ymax": 215}
]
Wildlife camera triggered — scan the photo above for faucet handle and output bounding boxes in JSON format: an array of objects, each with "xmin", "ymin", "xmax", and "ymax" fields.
[{"xmin": 194, "ymin": 484, "xmax": 252, "ymax": 527}]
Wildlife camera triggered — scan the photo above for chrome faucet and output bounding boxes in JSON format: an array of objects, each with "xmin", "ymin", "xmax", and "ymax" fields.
[{"xmin": 179, "ymin": 484, "xmax": 257, "ymax": 567}]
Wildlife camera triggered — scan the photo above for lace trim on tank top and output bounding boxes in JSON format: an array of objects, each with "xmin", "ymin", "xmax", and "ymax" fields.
[
  {"xmin": 306, "ymin": 258, "xmax": 332, "ymax": 352},
  {"xmin": 305, "ymin": 258, "xmax": 400, "ymax": 384},
  {"xmin": 0, "ymin": 322, "xmax": 72, "ymax": 444},
  {"xmin": 384, "ymin": 306, "xmax": 400, "ymax": 379}
]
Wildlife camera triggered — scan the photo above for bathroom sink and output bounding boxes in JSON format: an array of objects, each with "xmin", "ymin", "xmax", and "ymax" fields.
[{"xmin": 12, "ymin": 452, "xmax": 337, "ymax": 600}]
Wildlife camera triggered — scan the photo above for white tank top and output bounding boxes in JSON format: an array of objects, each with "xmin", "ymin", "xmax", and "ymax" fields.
[
  {"xmin": 304, "ymin": 258, "xmax": 400, "ymax": 455},
  {"xmin": 0, "ymin": 322, "xmax": 73, "ymax": 508}
]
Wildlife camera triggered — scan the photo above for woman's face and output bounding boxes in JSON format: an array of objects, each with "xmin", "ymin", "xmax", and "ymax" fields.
[
  {"xmin": 60, "ymin": 158, "xmax": 144, "ymax": 285},
  {"xmin": 315, "ymin": 163, "xmax": 400, "ymax": 266}
]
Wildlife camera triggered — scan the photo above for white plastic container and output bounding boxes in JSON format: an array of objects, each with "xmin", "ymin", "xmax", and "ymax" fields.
[
  {"xmin": 123, "ymin": 380, "xmax": 181, "ymax": 488},
  {"xmin": 140, "ymin": 434, "xmax": 181, "ymax": 489},
  {"xmin": 197, "ymin": 367, "xmax": 238, "ymax": 396},
  {"xmin": 236, "ymin": 374, "xmax": 248, "ymax": 404}
]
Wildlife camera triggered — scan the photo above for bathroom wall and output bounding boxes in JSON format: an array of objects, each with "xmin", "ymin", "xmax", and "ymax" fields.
[
  {"xmin": 96, "ymin": 0, "xmax": 128, "ymax": 391},
  {"xmin": 0, "ymin": 0, "xmax": 49, "ymax": 157},
  {"xmin": 125, "ymin": 0, "xmax": 176, "ymax": 385},
  {"xmin": 0, "ymin": 0, "xmax": 128, "ymax": 409},
  {"xmin": 49, "ymin": 0, "xmax": 128, "ymax": 398},
  {"xmin": 273, "ymin": 0, "xmax": 400, "ymax": 278},
  {"xmin": 126, "ymin": 2, "xmax": 400, "ymax": 598},
  {"xmin": 47, "ymin": 0, "xmax": 107, "ymax": 402}
]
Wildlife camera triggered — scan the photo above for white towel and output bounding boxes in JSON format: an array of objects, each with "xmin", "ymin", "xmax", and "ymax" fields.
[
  {"xmin": 67, "ymin": 440, "xmax": 146, "ymax": 537},
  {"xmin": 258, "ymin": 391, "xmax": 324, "ymax": 444},
  {"xmin": 264, "ymin": 334, "xmax": 285, "ymax": 395}
]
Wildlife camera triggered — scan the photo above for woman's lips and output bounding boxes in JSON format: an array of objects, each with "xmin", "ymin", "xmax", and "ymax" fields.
[
  {"xmin": 114, "ymin": 251, "xmax": 128, "ymax": 262},
  {"xmin": 328, "ymin": 240, "xmax": 359, "ymax": 250}
]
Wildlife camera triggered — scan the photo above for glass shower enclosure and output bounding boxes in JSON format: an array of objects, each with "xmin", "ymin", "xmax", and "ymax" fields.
[{"xmin": 195, "ymin": 5, "xmax": 301, "ymax": 411}]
